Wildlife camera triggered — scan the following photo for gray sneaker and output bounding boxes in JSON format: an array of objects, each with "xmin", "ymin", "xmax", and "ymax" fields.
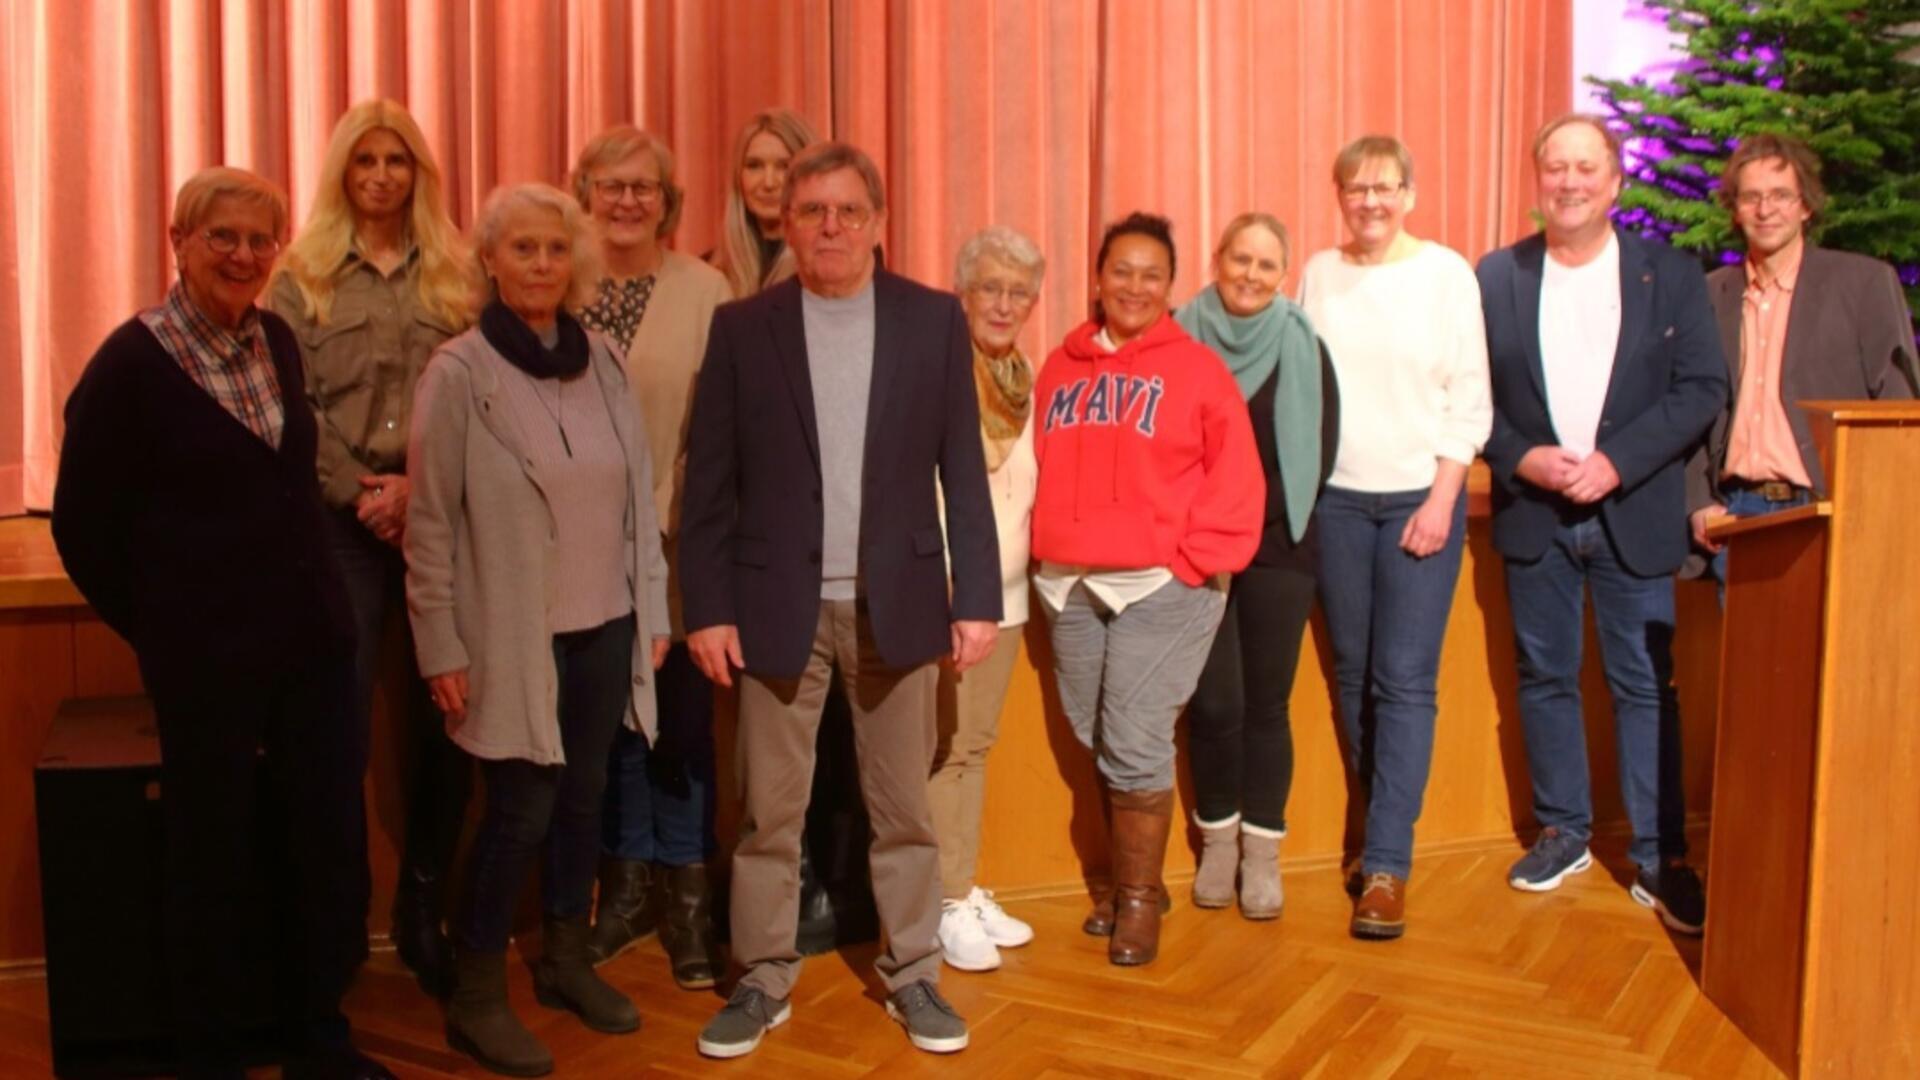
[
  {"xmin": 696, "ymin": 986, "xmax": 790, "ymax": 1059},
  {"xmin": 1509, "ymin": 827, "xmax": 1594, "ymax": 892},
  {"xmin": 885, "ymin": 979, "xmax": 968, "ymax": 1054}
]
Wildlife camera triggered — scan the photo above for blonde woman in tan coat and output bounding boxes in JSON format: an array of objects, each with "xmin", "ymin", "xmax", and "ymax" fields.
[{"xmin": 569, "ymin": 125, "xmax": 733, "ymax": 989}]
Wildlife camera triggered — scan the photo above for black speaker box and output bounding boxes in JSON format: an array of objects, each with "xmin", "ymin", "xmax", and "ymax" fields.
[{"xmin": 34, "ymin": 696, "xmax": 276, "ymax": 1078}]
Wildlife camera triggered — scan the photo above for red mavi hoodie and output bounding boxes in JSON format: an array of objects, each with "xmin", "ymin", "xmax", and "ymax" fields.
[{"xmin": 1031, "ymin": 314, "xmax": 1265, "ymax": 585}]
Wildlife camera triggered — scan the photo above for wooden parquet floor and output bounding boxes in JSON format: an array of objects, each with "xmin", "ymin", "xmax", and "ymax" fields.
[{"xmin": 0, "ymin": 842, "xmax": 1780, "ymax": 1079}]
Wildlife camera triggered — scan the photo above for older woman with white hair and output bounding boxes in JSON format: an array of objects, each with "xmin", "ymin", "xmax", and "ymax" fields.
[
  {"xmin": 929, "ymin": 225, "xmax": 1045, "ymax": 972},
  {"xmin": 569, "ymin": 125, "xmax": 733, "ymax": 988},
  {"xmin": 407, "ymin": 182, "xmax": 671, "ymax": 1076}
]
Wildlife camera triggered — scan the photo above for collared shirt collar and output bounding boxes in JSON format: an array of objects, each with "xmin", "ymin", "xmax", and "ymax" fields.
[
  {"xmin": 1744, "ymin": 239, "xmax": 1804, "ymax": 296},
  {"xmin": 164, "ymin": 281, "xmax": 264, "ymax": 365}
]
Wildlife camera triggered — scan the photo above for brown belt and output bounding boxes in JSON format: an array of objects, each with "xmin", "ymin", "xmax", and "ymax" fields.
[{"xmin": 1729, "ymin": 479, "xmax": 1803, "ymax": 503}]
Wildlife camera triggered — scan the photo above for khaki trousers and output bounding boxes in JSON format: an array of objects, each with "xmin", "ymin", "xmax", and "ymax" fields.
[
  {"xmin": 928, "ymin": 628, "xmax": 1022, "ymax": 899},
  {"xmin": 731, "ymin": 599, "xmax": 942, "ymax": 998}
]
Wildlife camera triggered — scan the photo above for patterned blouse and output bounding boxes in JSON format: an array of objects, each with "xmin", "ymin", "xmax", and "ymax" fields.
[{"xmin": 578, "ymin": 275, "xmax": 657, "ymax": 353}]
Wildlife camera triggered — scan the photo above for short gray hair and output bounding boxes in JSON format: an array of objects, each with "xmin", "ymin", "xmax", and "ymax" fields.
[
  {"xmin": 470, "ymin": 183, "xmax": 603, "ymax": 313},
  {"xmin": 954, "ymin": 226, "xmax": 1046, "ymax": 292}
]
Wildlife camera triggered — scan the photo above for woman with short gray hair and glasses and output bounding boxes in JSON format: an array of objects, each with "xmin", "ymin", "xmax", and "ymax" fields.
[{"xmin": 928, "ymin": 225, "xmax": 1045, "ymax": 973}]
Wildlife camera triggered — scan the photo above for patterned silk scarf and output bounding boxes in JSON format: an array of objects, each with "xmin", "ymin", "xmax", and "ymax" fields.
[{"xmin": 973, "ymin": 343, "xmax": 1033, "ymax": 472}]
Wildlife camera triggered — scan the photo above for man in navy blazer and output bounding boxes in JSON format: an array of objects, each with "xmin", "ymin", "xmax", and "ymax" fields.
[
  {"xmin": 678, "ymin": 142, "xmax": 1000, "ymax": 1059},
  {"xmin": 1476, "ymin": 115, "xmax": 1726, "ymax": 935}
]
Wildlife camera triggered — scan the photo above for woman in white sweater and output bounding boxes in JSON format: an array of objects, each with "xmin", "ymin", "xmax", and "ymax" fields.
[
  {"xmin": 1298, "ymin": 135, "xmax": 1491, "ymax": 943},
  {"xmin": 929, "ymin": 226, "xmax": 1045, "ymax": 973}
]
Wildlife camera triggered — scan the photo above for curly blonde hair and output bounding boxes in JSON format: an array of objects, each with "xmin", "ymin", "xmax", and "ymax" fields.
[{"xmin": 273, "ymin": 99, "xmax": 471, "ymax": 330}]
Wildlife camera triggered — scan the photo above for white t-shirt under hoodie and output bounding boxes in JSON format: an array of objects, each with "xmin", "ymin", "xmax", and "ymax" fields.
[{"xmin": 1300, "ymin": 240, "xmax": 1493, "ymax": 493}]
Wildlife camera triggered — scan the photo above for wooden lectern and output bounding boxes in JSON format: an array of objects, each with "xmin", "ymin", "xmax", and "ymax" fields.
[{"xmin": 1702, "ymin": 401, "xmax": 1919, "ymax": 1079}]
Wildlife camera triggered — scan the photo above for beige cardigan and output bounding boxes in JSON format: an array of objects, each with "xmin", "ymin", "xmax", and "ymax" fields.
[
  {"xmin": 405, "ymin": 327, "xmax": 671, "ymax": 764},
  {"xmin": 626, "ymin": 251, "xmax": 732, "ymax": 637}
]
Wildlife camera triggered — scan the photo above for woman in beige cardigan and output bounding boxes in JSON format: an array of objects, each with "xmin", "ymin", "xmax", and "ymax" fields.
[
  {"xmin": 569, "ymin": 125, "xmax": 734, "ymax": 989},
  {"xmin": 930, "ymin": 226, "xmax": 1044, "ymax": 972},
  {"xmin": 407, "ymin": 182, "xmax": 670, "ymax": 1077}
]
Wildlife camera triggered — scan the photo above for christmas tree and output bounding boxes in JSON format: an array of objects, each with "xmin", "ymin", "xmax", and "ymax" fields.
[{"xmin": 1588, "ymin": 0, "xmax": 1920, "ymax": 318}]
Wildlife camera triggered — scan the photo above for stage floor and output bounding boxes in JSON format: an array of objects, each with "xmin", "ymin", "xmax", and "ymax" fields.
[{"xmin": 0, "ymin": 838, "xmax": 1777, "ymax": 1078}]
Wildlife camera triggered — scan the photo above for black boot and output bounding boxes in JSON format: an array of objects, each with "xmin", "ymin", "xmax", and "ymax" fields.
[
  {"xmin": 446, "ymin": 948, "xmax": 552, "ymax": 1078},
  {"xmin": 391, "ymin": 865, "xmax": 451, "ymax": 998},
  {"xmin": 534, "ymin": 916, "xmax": 640, "ymax": 1034},
  {"xmin": 659, "ymin": 863, "xmax": 723, "ymax": 990},
  {"xmin": 587, "ymin": 857, "xmax": 660, "ymax": 965}
]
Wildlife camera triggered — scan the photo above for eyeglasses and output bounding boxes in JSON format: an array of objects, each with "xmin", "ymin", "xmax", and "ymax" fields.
[
  {"xmin": 202, "ymin": 228, "xmax": 281, "ymax": 258},
  {"xmin": 1735, "ymin": 189, "xmax": 1802, "ymax": 211},
  {"xmin": 969, "ymin": 281, "xmax": 1037, "ymax": 308},
  {"xmin": 789, "ymin": 202, "xmax": 874, "ymax": 230},
  {"xmin": 1340, "ymin": 182, "xmax": 1405, "ymax": 203},
  {"xmin": 593, "ymin": 178, "xmax": 664, "ymax": 203}
]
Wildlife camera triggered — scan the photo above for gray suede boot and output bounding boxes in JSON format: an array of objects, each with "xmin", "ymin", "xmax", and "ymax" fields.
[
  {"xmin": 1237, "ymin": 827, "xmax": 1284, "ymax": 921},
  {"xmin": 447, "ymin": 948, "xmax": 554, "ymax": 1077},
  {"xmin": 1190, "ymin": 816, "xmax": 1239, "ymax": 909}
]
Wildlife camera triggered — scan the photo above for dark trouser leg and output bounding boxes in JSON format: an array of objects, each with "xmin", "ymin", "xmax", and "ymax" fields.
[
  {"xmin": 1186, "ymin": 581, "xmax": 1248, "ymax": 826},
  {"xmin": 545, "ymin": 615, "xmax": 636, "ymax": 920},
  {"xmin": 1505, "ymin": 519, "xmax": 1596, "ymax": 846},
  {"xmin": 1583, "ymin": 527, "xmax": 1686, "ymax": 872},
  {"xmin": 1232, "ymin": 562, "xmax": 1316, "ymax": 833},
  {"xmin": 1358, "ymin": 493, "xmax": 1465, "ymax": 878}
]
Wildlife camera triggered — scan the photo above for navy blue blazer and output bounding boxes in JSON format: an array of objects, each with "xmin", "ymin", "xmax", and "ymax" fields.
[
  {"xmin": 1476, "ymin": 228, "xmax": 1728, "ymax": 577},
  {"xmin": 678, "ymin": 270, "xmax": 1002, "ymax": 680}
]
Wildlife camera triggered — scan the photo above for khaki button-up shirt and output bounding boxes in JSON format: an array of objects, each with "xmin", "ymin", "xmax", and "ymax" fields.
[{"xmin": 269, "ymin": 250, "xmax": 463, "ymax": 508}]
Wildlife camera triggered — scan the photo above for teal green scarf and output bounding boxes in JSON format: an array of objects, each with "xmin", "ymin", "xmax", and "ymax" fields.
[{"xmin": 1177, "ymin": 284, "xmax": 1322, "ymax": 542}]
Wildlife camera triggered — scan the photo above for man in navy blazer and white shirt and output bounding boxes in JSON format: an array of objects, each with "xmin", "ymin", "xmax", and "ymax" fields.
[
  {"xmin": 678, "ymin": 141, "xmax": 1001, "ymax": 1059},
  {"xmin": 1476, "ymin": 114, "xmax": 1726, "ymax": 935}
]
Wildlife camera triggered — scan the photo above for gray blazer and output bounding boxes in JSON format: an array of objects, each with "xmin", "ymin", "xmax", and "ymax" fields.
[
  {"xmin": 405, "ymin": 327, "xmax": 671, "ymax": 765},
  {"xmin": 1687, "ymin": 244, "xmax": 1918, "ymax": 512}
]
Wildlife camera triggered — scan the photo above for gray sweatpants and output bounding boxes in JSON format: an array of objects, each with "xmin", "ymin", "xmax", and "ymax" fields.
[{"xmin": 1044, "ymin": 578, "xmax": 1227, "ymax": 791}]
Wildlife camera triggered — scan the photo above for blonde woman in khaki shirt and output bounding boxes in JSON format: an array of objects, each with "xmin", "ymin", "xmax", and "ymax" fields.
[{"xmin": 270, "ymin": 98, "xmax": 472, "ymax": 1000}]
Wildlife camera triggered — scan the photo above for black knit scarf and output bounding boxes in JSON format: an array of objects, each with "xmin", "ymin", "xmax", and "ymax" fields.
[{"xmin": 479, "ymin": 299, "xmax": 590, "ymax": 379}]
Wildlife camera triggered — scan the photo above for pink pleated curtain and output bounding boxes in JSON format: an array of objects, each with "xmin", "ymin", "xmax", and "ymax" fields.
[{"xmin": 0, "ymin": 0, "xmax": 1569, "ymax": 515}]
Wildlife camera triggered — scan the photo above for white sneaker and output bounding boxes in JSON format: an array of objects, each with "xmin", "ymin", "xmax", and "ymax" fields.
[
  {"xmin": 967, "ymin": 886, "xmax": 1034, "ymax": 948},
  {"xmin": 938, "ymin": 898, "xmax": 1001, "ymax": 971}
]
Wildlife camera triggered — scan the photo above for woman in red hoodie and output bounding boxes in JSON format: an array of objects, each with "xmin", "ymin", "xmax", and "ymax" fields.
[{"xmin": 1031, "ymin": 212, "xmax": 1265, "ymax": 966}]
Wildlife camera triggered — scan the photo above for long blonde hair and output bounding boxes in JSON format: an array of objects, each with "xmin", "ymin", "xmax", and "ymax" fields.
[
  {"xmin": 715, "ymin": 108, "xmax": 817, "ymax": 298},
  {"xmin": 275, "ymin": 99, "xmax": 471, "ymax": 329}
]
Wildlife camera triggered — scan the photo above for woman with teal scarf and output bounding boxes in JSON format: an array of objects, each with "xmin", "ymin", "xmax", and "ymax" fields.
[{"xmin": 1176, "ymin": 213, "xmax": 1337, "ymax": 921}]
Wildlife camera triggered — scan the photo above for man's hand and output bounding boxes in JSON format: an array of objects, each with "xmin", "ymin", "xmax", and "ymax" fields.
[
  {"xmin": 427, "ymin": 669, "xmax": 470, "ymax": 723},
  {"xmin": 650, "ymin": 636, "xmax": 671, "ymax": 670},
  {"xmin": 950, "ymin": 620, "xmax": 998, "ymax": 674},
  {"xmin": 1691, "ymin": 504, "xmax": 1731, "ymax": 553},
  {"xmin": 1515, "ymin": 446, "xmax": 1582, "ymax": 492},
  {"xmin": 1562, "ymin": 450, "xmax": 1621, "ymax": 504},
  {"xmin": 688, "ymin": 625, "xmax": 743, "ymax": 688}
]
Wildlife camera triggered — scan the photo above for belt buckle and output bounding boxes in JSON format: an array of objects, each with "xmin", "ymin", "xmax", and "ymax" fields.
[{"xmin": 1758, "ymin": 481, "xmax": 1795, "ymax": 502}]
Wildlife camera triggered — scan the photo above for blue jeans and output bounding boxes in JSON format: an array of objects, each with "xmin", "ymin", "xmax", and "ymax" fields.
[
  {"xmin": 1314, "ymin": 486, "xmax": 1467, "ymax": 878},
  {"xmin": 600, "ymin": 641, "xmax": 716, "ymax": 866},
  {"xmin": 1707, "ymin": 485, "xmax": 1814, "ymax": 588},
  {"xmin": 1504, "ymin": 516, "xmax": 1687, "ymax": 873}
]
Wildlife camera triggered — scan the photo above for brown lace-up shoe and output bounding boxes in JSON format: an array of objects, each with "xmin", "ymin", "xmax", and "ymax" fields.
[{"xmin": 1350, "ymin": 872, "xmax": 1406, "ymax": 940}]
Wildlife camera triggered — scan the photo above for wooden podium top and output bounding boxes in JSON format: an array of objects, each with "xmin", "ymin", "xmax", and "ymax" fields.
[
  {"xmin": 1702, "ymin": 501, "xmax": 1831, "ymax": 543},
  {"xmin": 1799, "ymin": 399, "xmax": 1920, "ymax": 423},
  {"xmin": 0, "ymin": 517, "xmax": 86, "ymax": 610}
]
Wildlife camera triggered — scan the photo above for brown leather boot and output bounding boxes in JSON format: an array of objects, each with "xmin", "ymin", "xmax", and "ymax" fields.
[
  {"xmin": 659, "ymin": 863, "xmax": 723, "ymax": 990},
  {"xmin": 1108, "ymin": 788, "xmax": 1174, "ymax": 965},
  {"xmin": 1350, "ymin": 872, "xmax": 1407, "ymax": 940}
]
